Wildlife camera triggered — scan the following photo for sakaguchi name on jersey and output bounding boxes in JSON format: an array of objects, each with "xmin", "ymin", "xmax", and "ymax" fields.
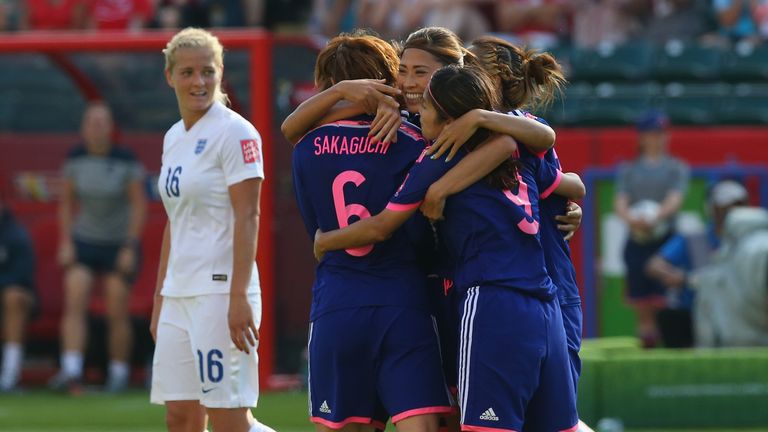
[{"xmin": 313, "ymin": 134, "xmax": 391, "ymax": 156}]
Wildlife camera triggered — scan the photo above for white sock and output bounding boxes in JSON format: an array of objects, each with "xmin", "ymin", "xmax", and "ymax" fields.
[
  {"xmin": 250, "ymin": 419, "xmax": 276, "ymax": 432},
  {"xmin": 577, "ymin": 419, "xmax": 596, "ymax": 432},
  {"xmin": 108, "ymin": 360, "xmax": 129, "ymax": 382},
  {"xmin": 62, "ymin": 351, "xmax": 83, "ymax": 379},
  {"xmin": 1, "ymin": 343, "xmax": 23, "ymax": 387}
]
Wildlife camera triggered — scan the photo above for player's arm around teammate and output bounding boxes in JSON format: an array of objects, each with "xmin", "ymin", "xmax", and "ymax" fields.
[{"xmin": 281, "ymin": 78, "xmax": 402, "ymax": 145}]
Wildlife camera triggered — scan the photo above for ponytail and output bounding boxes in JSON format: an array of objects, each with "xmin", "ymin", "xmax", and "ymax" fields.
[
  {"xmin": 521, "ymin": 50, "xmax": 566, "ymax": 111},
  {"xmin": 470, "ymin": 36, "xmax": 566, "ymax": 112}
]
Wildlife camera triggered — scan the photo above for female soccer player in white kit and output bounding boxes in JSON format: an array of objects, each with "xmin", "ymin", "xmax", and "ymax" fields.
[{"xmin": 149, "ymin": 27, "xmax": 274, "ymax": 432}]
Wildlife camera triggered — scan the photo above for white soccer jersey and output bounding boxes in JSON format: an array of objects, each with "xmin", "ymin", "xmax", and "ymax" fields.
[{"xmin": 159, "ymin": 101, "xmax": 264, "ymax": 297}]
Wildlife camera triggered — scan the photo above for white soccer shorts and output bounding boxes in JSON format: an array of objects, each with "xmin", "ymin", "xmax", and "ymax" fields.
[{"xmin": 150, "ymin": 293, "xmax": 262, "ymax": 408}]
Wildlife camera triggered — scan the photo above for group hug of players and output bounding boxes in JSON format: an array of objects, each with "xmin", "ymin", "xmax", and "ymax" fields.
[{"xmin": 285, "ymin": 25, "xmax": 591, "ymax": 432}]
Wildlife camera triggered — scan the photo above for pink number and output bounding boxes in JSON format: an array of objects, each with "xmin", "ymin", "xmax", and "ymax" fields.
[
  {"xmin": 332, "ymin": 170, "xmax": 374, "ymax": 257},
  {"xmin": 502, "ymin": 174, "xmax": 540, "ymax": 234}
]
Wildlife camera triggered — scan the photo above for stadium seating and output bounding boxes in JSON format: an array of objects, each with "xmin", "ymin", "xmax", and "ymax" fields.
[
  {"xmin": 569, "ymin": 42, "xmax": 654, "ymax": 82},
  {"xmin": 651, "ymin": 41, "xmax": 723, "ymax": 82},
  {"xmin": 718, "ymin": 83, "xmax": 768, "ymax": 124},
  {"xmin": 721, "ymin": 42, "xmax": 768, "ymax": 82},
  {"xmin": 660, "ymin": 82, "xmax": 730, "ymax": 125}
]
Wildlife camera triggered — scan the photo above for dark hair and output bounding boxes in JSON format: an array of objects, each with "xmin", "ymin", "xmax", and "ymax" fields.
[
  {"xmin": 314, "ymin": 30, "xmax": 400, "ymax": 91},
  {"xmin": 427, "ymin": 65, "xmax": 520, "ymax": 190},
  {"xmin": 470, "ymin": 35, "xmax": 566, "ymax": 112},
  {"xmin": 397, "ymin": 26, "xmax": 477, "ymax": 68}
]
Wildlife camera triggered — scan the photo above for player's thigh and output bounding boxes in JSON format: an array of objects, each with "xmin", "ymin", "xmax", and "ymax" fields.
[
  {"xmin": 523, "ymin": 301, "xmax": 579, "ymax": 432},
  {"xmin": 377, "ymin": 306, "xmax": 453, "ymax": 425},
  {"xmin": 561, "ymin": 300, "xmax": 583, "ymax": 384},
  {"xmin": 151, "ymin": 297, "xmax": 200, "ymax": 404},
  {"xmin": 457, "ymin": 285, "xmax": 548, "ymax": 432},
  {"xmin": 308, "ymin": 308, "xmax": 384, "ymax": 430},
  {"xmin": 190, "ymin": 293, "xmax": 262, "ymax": 409}
]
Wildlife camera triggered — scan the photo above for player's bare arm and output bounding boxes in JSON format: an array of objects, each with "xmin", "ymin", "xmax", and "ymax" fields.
[
  {"xmin": 427, "ymin": 109, "xmax": 555, "ymax": 161},
  {"xmin": 554, "ymin": 172, "xmax": 586, "ymax": 201},
  {"xmin": 281, "ymin": 79, "xmax": 401, "ymax": 144},
  {"xmin": 150, "ymin": 220, "xmax": 171, "ymax": 343},
  {"xmin": 420, "ymin": 135, "xmax": 519, "ymax": 221},
  {"xmin": 117, "ymin": 178, "xmax": 147, "ymax": 275},
  {"xmin": 228, "ymin": 177, "xmax": 263, "ymax": 354},
  {"xmin": 314, "ymin": 209, "xmax": 414, "ymax": 261},
  {"xmin": 57, "ymin": 178, "xmax": 76, "ymax": 267}
]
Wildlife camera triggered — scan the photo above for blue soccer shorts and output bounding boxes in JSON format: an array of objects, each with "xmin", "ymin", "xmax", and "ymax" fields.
[
  {"xmin": 308, "ymin": 305, "xmax": 454, "ymax": 429},
  {"xmin": 457, "ymin": 285, "xmax": 578, "ymax": 432}
]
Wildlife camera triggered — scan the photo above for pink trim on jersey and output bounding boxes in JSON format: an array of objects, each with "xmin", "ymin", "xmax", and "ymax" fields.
[
  {"xmin": 560, "ymin": 423, "xmax": 580, "ymax": 432},
  {"xmin": 297, "ymin": 120, "xmax": 373, "ymax": 144},
  {"xmin": 540, "ymin": 170, "xmax": 564, "ymax": 199},
  {"xmin": 386, "ymin": 201, "xmax": 421, "ymax": 212},
  {"xmin": 392, "ymin": 406, "xmax": 455, "ymax": 423},
  {"xmin": 310, "ymin": 416, "xmax": 385, "ymax": 430},
  {"xmin": 400, "ymin": 122, "xmax": 425, "ymax": 141},
  {"xmin": 461, "ymin": 424, "xmax": 517, "ymax": 432}
]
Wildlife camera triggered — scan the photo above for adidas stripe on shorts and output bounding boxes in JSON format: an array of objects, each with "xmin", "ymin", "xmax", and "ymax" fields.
[
  {"xmin": 457, "ymin": 285, "xmax": 578, "ymax": 432},
  {"xmin": 150, "ymin": 293, "xmax": 262, "ymax": 408}
]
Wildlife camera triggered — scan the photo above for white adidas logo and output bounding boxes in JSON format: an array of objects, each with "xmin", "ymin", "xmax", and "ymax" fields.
[
  {"xmin": 479, "ymin": 407, "xmax": 499, "ymax": 421},
  {"xmin": 319, "ymin": 400, "xmax": 332, "ymax": 414}
]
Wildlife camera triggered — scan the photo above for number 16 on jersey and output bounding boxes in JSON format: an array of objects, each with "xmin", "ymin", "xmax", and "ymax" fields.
[{"xmin": 164, "ymin": 166, "xmax": 182, "ymax": 198}]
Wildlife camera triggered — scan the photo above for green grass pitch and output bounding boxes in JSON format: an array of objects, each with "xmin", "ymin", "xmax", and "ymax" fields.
[{"xmin": 1, "ymin": 389, "xmax": 767, "ymax": 431}]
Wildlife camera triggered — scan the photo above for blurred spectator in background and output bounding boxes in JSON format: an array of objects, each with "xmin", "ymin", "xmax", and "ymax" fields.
[
  {"xmin": 496, "ymin": 0, "xmax": 571, "ymax": 49},
  {"xmin": 18, "ymin": 0, "xmax": 88, "ymax": 30},
  {"xmin": 613, "ymin": 110, "xmax": 690, "ymax": 348},
  {"xmin": 714, "ymin": 0, "xmax": 759, "ymax": 43},
  {"xmin": 571, "ymin": 0, "xmax": 643, "ymax": 48},
  {"xmin": 49, "ymin": 101, "xmax": 147, "ymax": 394},
  {"xmin": 86, "ymin": 0, "xmax": 154, "ymax": 30},
  {"xmin": 356, "ymin": 0, "xmax": 489, "ymax": 41},
  {"xmin": 0, "ymin": 199, "xmax": 36, "ymax": 392},
  {"xmin": 692, "ymin": 206, "xmax": 768, "ymax": 347},
  {"xmin": 636, "ymin": 0, "xmax": 713, "ymax": 44},
  {"xmin": 309, "ymin": 0, "xmax": 356, "ymax": 37},
  {"xmin": 755, "ymin": 0, "xmax": 768, "ymax": 39},
  {"xmin": 645, "ymin": 180, "xmax": 748, "ymax": 348},
  {"xmin": 0, "ymin": 0, "xmax": 21, "ymax": 31}
]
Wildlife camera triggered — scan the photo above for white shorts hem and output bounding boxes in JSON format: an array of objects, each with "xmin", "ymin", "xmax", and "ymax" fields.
[{"xmin": 150, "ymin": 392, "xmax": 201, "ymax": 404}]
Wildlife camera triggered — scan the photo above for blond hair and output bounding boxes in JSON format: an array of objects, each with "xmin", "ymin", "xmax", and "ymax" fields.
[{"xmin": 163, "ymin": 27, "xmax": 229, "ymax": 105}]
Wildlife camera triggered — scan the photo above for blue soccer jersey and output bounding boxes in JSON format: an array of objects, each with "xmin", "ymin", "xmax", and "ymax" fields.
[
  {"xmin": 515, "ymin": 111, "xmax": 585, "ymax": 395},
  {"xmin": 388, "ymin": 148, "xmax": 557, "ymax": 300},
  {"xmin": 518, "ymin": 145, "xmax": 581, "ymax": 303},
  {"xmin": 292, "ymin": 115, "xmax": 430, "ymax": 320}
]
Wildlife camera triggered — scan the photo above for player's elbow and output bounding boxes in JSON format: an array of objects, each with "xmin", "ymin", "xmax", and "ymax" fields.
[
  {"xmin": 572, "ymin": 181, "xmax": 586, "ymax": 200},
  {"xmin": 564, "ymin": 173, "xmax": 586, "ymax": 200},
  {"xmin": 280, "ymin": 119, "xmax": 299, "ymax": 145}
]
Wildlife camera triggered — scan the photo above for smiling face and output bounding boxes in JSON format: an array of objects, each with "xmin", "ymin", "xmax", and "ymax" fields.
[
  {"xmin": 165, "ymin": 46, "xmax": 222, "ymax": 128},
  {"xmin": 418, "ymin": 89, "xmax": 448, "ymax": 141},
  {"xmin": 398, "ymin": 48, "xmax": 446, "ymax": 115}
]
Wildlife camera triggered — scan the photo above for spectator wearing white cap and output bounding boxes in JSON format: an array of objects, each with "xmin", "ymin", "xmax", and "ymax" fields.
[{"xmin": 646, "ymin": 179, "xmax": 748, "ymax": 347}]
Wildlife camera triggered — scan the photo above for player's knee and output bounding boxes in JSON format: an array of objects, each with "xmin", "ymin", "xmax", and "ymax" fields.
[
  {"xmin": 165, "ymin": 406, "xmax": 202, "ymax": 432},
  {"xmin": 2, "ymin": 287, "xmax": 31, "ymax": 312}
]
